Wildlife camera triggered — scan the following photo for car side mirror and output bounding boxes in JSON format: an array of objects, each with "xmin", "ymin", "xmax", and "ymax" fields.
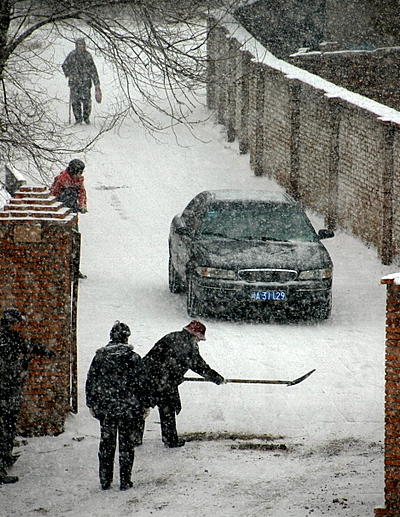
[
  {"xmin": 318, "ymin": 229, "xmax": 335, "ymax": 240},
  {"xmin": 175, "ymin": 226, "xmax": 192, "ymax": 236}
]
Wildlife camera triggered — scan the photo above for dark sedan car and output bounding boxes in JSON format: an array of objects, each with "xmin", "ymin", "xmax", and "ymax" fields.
[{"xmin": 168, "ymin": 190, "xmax": 334, "ymax": 320}]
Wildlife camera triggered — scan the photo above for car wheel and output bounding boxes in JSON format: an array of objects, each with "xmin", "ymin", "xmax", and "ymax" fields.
[
  {"xmin": 169, "ymin": 254, "xmax": 184, "ymax": 293},
  {"xmin": 187, "ymin": 276, "xmax": 202, "ymax": 317},
  {"xmin": 314, "ymin": 298, "xmax": 332, "ymax": 320}
]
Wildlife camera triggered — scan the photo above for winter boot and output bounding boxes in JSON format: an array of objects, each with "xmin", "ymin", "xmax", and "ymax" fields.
[
  {"xmin": 99, "ymin": 460, "xmax": 113, "ymax": 490},
  {"xmin": 4, "ymin": 453, "xmax": 21, "ymax": 468},
  {"xmin": 0, "ymin": 468, "xmax": 18, "ymax": 484},
  {"xmin": 120, "ymin": 479, "xmax": 133, "ymax": 491},
  {"xmin": 119, "ymin": 452, "xmax": 134, "ymax": 491},
  {"xmin": 165, "ymin": 438, "xmax": 185, "ymax": 448}
]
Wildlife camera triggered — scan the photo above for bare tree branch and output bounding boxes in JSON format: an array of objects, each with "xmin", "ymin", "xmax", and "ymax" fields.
[{"xmin": 0, "ymin": 0, "xmax": 242, "ymax": 181}]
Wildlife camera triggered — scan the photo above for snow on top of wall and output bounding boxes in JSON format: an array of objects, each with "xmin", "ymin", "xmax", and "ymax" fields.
[
  {"xmin": 217, "ymin": 13, "xmax": 400, "ymax": 126},
  {"xmin": 382, "ymin": 272, "xmax": 400, "ymax": 284}
]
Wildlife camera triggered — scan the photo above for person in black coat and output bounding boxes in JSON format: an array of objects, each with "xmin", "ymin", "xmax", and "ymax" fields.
[
  {"xmin": 86, "ymin": 321, "xmax": 146, "ymax": 491},
  {"xmin": 62, "ymin": 38, "xmax": 102, "ymax": 124},
  {"xmin": 0, "ymin": 307, "xmax": 54, "ymax": 484},
  {"xmin": 139, "ymin": 321, "xmax": 225, "ymax": 448}
]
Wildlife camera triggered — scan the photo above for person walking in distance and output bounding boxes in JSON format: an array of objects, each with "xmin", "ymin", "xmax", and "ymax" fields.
[
  {"xmin": 138, "ymin": 321, "xmax": 225, "ymax": 448},
  {"xmin": 50, "ymin": 159, "xmax": 87, "ymax": 279},
  {"xmin": 62, "ymin": 38, "xmax": 102, "ymax": 125},
  {"xmin": 86, "ymin": 321, "xmax": 148, "ymax": 491},
  {"xmin": 0, "ymin": 307, "xmax": 54, "ymax": 484}
]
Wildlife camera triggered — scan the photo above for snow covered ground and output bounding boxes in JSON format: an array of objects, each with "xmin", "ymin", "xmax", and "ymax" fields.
[{"xmin": 0, "ymin": 35, "xmax": 391, "ymax": 516}]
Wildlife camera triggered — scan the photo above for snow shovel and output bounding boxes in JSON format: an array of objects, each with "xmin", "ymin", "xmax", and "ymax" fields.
[{"xmin": 184, "ymin": 369, "xmax": 315, "ymax": 387}]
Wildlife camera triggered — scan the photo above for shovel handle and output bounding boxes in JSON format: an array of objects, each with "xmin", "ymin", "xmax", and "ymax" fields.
[{"xmin": 184, "ymin": 369, "xmax": 315, "ymax": 387}]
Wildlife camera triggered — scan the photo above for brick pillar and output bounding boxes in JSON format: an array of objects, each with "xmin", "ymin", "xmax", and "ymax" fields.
[
  {"xmin": 288, "ymin": 80, "xmax": 301, "ymax": 200},
  {"xmin": 206, "ymin": 16, "xmax": 218, "ymax": 111},
  {"xmin": 249, "ymin": 63, "xmax": 266, "ymax": 176},
  {"xmin": 325, "ymin": 98, "xmax": 341, "ymax": 230},
  {"xmin": 236, "ymin": 50, "xmax": 252, "ymax": 155},
  {"xmin": 0, "ymin": 186, "xmax": 79, "ymax": 436},
  {"xmin": 225, "ymin": 38, "xmax": 240, "ymax": 143},
  {"xmin": 381, "ymin": 124, "xmax": 395, "ymax": 266},
  {"xmin": 376, "ymin": 274, "xmax": 400, "ymax": 516}
]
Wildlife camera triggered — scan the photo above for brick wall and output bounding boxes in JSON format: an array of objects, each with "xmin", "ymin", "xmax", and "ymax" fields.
[
  {"xmin": 377, "ymin": 274, "xmax": 400, "ymax": 516},
  {"xmin": 207, "ymin": 18, "xmax": 400, "ymax": 265},
  {"xmin": 297, "ymin": 83, "xmax": 332, "ymax": 211},
  {"xmin": 0, "ymin": 186, "xmax": 78, "ymax": 436},
  {"xmin": 262, "ymin": 68, "xmax": 292, "ymax": 189},
  {"xmin": 207, "ymin": 18, "xmax": 400, "ymax": 514},
  {"xmin": 391, "ymin": 131, "xmax": 400, "ymax": 261},
  {"xmin": 336, "ymin": 105, "xmax": 387, "ymax": 251}
]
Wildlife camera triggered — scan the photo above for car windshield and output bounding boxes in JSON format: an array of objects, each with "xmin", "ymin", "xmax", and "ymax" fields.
[{"xmin": 199, "ymin": 202, "xmax": 318, "ymax": 242}]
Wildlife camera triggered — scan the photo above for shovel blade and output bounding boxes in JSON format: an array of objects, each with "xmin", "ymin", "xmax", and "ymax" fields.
[{"xmin": 286, "ymin": 369, "xmax": 316, "ymax": 386}]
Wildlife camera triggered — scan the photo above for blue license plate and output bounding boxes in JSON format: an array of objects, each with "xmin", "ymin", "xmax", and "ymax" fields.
[{"xmin": 251, "ymin": 290, "xmax": 286, "ymax": 301}]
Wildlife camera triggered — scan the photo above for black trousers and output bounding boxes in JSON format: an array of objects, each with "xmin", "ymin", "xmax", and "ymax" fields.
[
  {"xmin": 70, "ymin": 85, "xmax": 92, "ymax": 123},
  {"xmin": 0, "ymin": 405, "xmax": 18, "ymax": 470},
  {"xmin": 98, "ymin": 411, "xmax": 144, "ymax": 487},
  {"xmin": 158, "ymin": 405, "xmax": 179, "ymax": 445}
]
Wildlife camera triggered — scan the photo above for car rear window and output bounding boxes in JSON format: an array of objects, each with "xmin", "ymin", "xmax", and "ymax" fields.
[{"xmin": 199, "ymin": 202, "xmax": 318, "ymax": 242}]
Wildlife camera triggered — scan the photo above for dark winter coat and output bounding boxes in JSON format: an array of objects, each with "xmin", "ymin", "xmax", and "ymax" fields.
[
  {"xmin": 0, "ymin": 326, "xmax": 52, "ymax": 410},
  {"xmin": 138, "ymin": 329, "xmax": 224, "ymax": 414},
  {"xmin": 85, "ymin": 342, "xmax": 143, "ymax": 420},
  {"xmin": 62, "ymin": 49, "xmax": 100, "ymax": 90}
]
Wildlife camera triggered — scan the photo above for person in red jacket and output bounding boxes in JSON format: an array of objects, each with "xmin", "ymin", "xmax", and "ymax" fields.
[
  {"xmin": 50, "ymin": 159, "xmax": 87, "ymax": 278},
  {"xmin": 50, "ymin": 159, "xmax": 87, "ymax": 213}
]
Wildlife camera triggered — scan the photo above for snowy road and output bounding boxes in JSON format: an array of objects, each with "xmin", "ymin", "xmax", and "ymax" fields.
[{"xmin": 78, "ymin": 108, "xmax": 390, "ymax": 445}]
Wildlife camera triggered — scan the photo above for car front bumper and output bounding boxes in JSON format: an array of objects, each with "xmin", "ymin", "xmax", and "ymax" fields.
[{"xmin": 190, "ymin": 276, "xmax": 332, "ymax": 314}]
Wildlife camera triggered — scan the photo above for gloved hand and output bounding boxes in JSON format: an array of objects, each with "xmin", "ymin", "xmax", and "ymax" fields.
[
  {"xmin": 45, "ymin": 349, "xmax": 56, "ymax": 359},
  {"xmin": 95, "ymin": 85, "xmax": 102, "ymax": 104},
  {"xmin": 214, "ymin": 374, "xmax": 226, "ymax": 385}
]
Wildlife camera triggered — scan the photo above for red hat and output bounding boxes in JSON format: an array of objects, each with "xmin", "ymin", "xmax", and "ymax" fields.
[{"xmin": 183, "ymin": 321, "xmax": 206, "ymax": 340}]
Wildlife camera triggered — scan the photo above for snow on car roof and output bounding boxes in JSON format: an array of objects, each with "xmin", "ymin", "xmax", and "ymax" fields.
[{"xmin": 205, "ymin": 190, "xmax": 295, "ymax": 203}]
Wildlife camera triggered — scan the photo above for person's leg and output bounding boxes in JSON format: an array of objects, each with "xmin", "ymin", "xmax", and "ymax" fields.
[
  {"xmin": 0, "ymin": 408, "xmax": 19, "ymax": 484},
  {"xmin": 98, "ymin": 416, "xmax": 117, "ymax": 489},
  {"xmin": 0, "ymin": 408, "xmax": 16, "ymax": 462},
  {"xmin": 158, "ymin": 405, "xmax": 185, "ymax": 447},
  {"xmin": 82, "ymin": 89, "xmax": 92, "ymax": 124},
  {"xmin": 118, "ymin": 417, "xmax": 136, "ymax": 490},
  {"xmin": 70, "ymin": 88, "xmax": 83, "ymax": 124}
]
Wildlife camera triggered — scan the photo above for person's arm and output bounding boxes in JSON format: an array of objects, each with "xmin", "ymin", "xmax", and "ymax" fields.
[
  {"xmin": 29, "ymin": 340, "xmax": 54, "ymax": 359},
  {"xmin": 17, "ymin": 335, "xmax": 54, "ymax": 371},
  {"xmin": 87, "ymin": 54, "xmax": 102, "ymax": 103},
  {"xmin": 190, "ymin": 346, "xmax": 225, "ymax": 385},
  {"xmin": 76, "ymin": 178, "xmax": 88, "ymax": 212},
  {"xmin": 88, "ymin": 55, "xmax": 100, "ymax": 87},
  {"xmin": 85, "ymin": 356, "xmax": 99, "ymax": 412},
  {"xmin": 62, "ymin": 53, "xmax": 73, "ymax": 78}
]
